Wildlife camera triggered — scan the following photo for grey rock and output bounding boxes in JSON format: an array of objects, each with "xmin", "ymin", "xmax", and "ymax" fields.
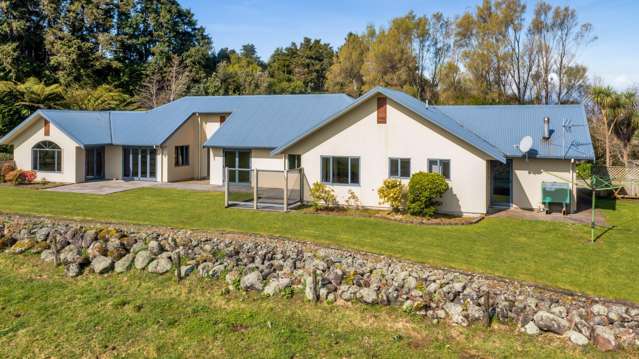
[
  {"xmin": 357, "ymin": 288, "xmax": 378, "ymax": 304},
  {"xmin": 91, "ymin": 255, "xmax": 113, "ymax": 274},
  {"xmin": 130, "ymin": 241, "xmax": 147, "ymax": 254},
  {"xmin": 523, "ymin": 321, "xmax": 541, "ymax": 336},
  {"xmin": 59, "ymin": 244, "xmax": 81, "ymax": 264},
  {"xmin": 40, "ymin": 249, "xmax": 56, "ymax": 263},
  {"xmin": 591, "ymin": 304, "xmax": 608, "ymax": 317},
  {"xmin": 567, "ymin": 330, "xmax": 589, "ymax": 346},
  {"xmin": 304, "ymin": 274, "xmax": 318, "ymax": 302},
  {"xmin": 134, "ymin": 250, "xmax": 153, "ymax": 269},
  {"xmin": 114, "ymin": 254, "xmax": 135, "ymax": 273},
  {"xmin": 147, "ymin": 258, "xmax": 172, "ymax": 274},
  {"xmin": 550, "ymin": 305, "xmax": 567, "ymax": 318},
  {"xmin": 197, "ymin": 262, "xmax": 214, "ymax": 277},
  {"xmin": 263, "ymin": 278, "xmax": 292, "ymax": 296},
  {"xmin": 467, "ymin": 304, "xmax": 485, "ymax": 322},
  {"xmin": 592, "ymin": 325, "xmax": 617, "ymax": 351},
  {"xmin": 533, "ymin": 311, "xmax": 570, "ymax": 335},
  {"xmin": 240, "ymin": 271, "xmax": 263, "ymax": 291},
  {"xmin": 180, "ymin": 264, "xmax": 195, "ymax": 278},
  {"xmin": 35, "ymin": 227, "xmax": 50, "ymax": 242},
  {"xmin": 444, "ymin": 302, "xmax": 468, "ymax": 326},
  {"xmin": 64, "ymin": 263, "xmax": 81, "ymax": 277},
  {"xmin": 148, "ymin": 240, "xmax": 162, "ymax": 256}
]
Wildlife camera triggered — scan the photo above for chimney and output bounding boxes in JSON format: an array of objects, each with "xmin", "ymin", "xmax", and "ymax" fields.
[{"xmin": 543, "ymin": 117, "xmax": 551, "ymax": 140}]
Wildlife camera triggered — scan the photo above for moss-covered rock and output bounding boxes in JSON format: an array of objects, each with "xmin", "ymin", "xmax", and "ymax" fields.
[
  {"xmin": 107, "ymin": 247, "xmax": 128, "ymax": 261},
  {"xmin": 30, "ymin": 241, "xmax": 50, "ymax": 254},
  {"xmin": 97, "ymin": 228, "xmax": 120, "ymax": 241},
  {"xmin": 11, "ymin": 239, "xmax": 35, "ymax": 254}
]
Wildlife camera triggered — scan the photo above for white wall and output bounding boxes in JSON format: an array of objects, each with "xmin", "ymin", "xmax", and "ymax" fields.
[
  {"xmin": 512, "ymin": 158, "xmax": 576, "ymax": 212},
  {"xmin": 11, "ymin": 117, "xmax": 82, "ymax": 183},
  {"xmin": 285, "ymin": 97, "xmax": 491, "ymax": 215},
  {"xmin": 105, "ymin": 145, "xmax": 122, "ymax": 180},
  {"xmin": 208, "ymin": 148, "xmax": 284, "ymax": 186}
]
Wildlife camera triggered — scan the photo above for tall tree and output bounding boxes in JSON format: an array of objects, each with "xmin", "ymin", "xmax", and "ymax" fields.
[
  {"xmin": 613, "ymin": 90, "xmax": 639, "ymax": 166},
  {"xmin": 198, "ymin": 50, "xmax": 267, "ymax": 96},
  {"xmin": 590, "ymin": 86, "xmax": 621, "ymax": 167},
  {"xmin": 326, "ymin": 32, "xmax": 370, "ymax": 97},
  {"xmin": 267, "ymin": 38, "xmax": 334, "ymax": 93},
  {"xmin": 137, "ymin": 55, "xmax": 192, "ymax": 108},
  {"xmin": 0, "ymin": 1, "xmax": 47, "ymax": 81}
]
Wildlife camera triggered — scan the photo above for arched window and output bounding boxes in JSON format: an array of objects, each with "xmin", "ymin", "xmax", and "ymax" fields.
[{"xmin": 32, "ymin": 141, "xmax": 62, "ymax": 172}]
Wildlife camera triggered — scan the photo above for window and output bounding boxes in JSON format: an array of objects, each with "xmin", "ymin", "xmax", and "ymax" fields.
[
  {"xmin": 428, "ymin": 159, "xmax": 451, "ymax": 179},
  {"xmin": 174, "ymin": 145, "xmax": 190, "ymax": 167},
  {"xmin": 320, "ymin": 156, "xmax": 360, "ymax": 185},
  {"xmin": 288, "ymin": 154, "xmax": 301, "ymax": 169},
  {"xmin": 32, "ymin": 141, "xmax": 62, "ymax": 172},
  {"xmin": 389, "ymin": 158, "xmax": 410, "ymax": 178}
]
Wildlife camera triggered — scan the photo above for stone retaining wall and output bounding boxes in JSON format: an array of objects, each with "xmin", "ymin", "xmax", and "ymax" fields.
[{"xmin": 0, "ymin": 214, "xmax": 637, "ymax": 352}]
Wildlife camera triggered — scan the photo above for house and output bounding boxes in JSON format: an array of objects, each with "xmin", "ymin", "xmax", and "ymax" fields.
[{"xmin": 0, "ymin": 87, "xmax": 594, "ymax": 215}]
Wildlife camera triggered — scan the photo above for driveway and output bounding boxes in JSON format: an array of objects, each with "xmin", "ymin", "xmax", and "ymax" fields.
[{"xmin": 46, "ymin": 180, "xmax": 158, "ymax": 195}]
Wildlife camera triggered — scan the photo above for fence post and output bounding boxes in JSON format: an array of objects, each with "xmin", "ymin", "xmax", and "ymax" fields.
[
  {"xmin": 299, "ymin": 167, "xmax": 304, "ymax": 205},
  {"xmin": 224, "ymin": 167, "xmax": 229, "ymax": 208},
  {"xmin": 253, "ymin": 169, "xmax": 258, "ymax": 210},
  {"xmin": 283, "ymin": 170, "xmax": 289, "ymax": 212}
]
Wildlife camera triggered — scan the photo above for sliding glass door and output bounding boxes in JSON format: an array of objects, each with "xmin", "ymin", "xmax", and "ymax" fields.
[
  {"xmin": 224, "ymin": 150, "xmax": 251, "ymax": 184},
  {"xmin": 123, "ymin": 147, "xmax": 157, "ymax": 181}
]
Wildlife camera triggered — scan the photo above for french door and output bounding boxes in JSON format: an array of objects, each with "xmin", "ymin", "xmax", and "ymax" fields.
[
  {"xmin": 123, "ymin": 147, "xmax": 157, "ymax": 181},
  {"xmin": 490, "ymin": 159, "xmax": 512, "ymax": 207},
  {"xmin": 224, "ymin": 150, "xmax": 251, "ymax": 184},
  {"xmin": 85, "ymin": 146, "xmax": 105, "ymax": 180}
]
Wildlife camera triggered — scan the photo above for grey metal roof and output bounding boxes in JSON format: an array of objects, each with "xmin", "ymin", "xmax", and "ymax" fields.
[
  {"xmin": 272, "ymin": 87, "xmax": 508, "ymax": 163},
  {"xmin": 202, "ymin": 94, "xmax": 354, "ymax": 148},
  {"xmin": 435, "ymin": 104, "xmax": 595, "ymax": 160}
]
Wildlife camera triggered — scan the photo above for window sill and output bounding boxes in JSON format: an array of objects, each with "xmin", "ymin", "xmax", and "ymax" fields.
[{"xmin": 321, "ymin": 182, "xmax": 361, "ymax": 187}]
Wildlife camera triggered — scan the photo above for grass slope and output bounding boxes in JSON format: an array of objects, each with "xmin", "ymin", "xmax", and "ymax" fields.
[
  {"xmin": 0, "ymin": 255, "xmax": 628, "ymax": 358},
  {"xmin": 0, "ymin": 186, "xmax": 638, "ymax": 303}
]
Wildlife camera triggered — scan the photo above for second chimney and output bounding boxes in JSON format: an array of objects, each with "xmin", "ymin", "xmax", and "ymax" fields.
[{"xmin": 543, "ymin": 117, "xmax": 551, "ymax": 140}]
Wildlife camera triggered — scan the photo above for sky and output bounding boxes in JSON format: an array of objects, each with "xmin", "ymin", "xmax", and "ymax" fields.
[{"xmin": 181, "ymin": 0, "xmax": 638, "ymax": 90}]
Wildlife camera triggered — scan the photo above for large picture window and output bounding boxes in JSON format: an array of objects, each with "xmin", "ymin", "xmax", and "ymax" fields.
[
  {"xmin": 427, "ymin": 159, "xmax": 451, "ymax": 179},
  {"xmin": 321, "ymin": 156, "xmax": 360, "ymax": 185},
  {"xmin": 389, "ymin": 158, "xmax": 410, "ymax": 178},
  {"xmin": 174, "ymin": 145, "xmax": 190, "ymax": 167},
  {"xmin": 32, "ymin": 141, "xmax": 61, "ymax": 172}
]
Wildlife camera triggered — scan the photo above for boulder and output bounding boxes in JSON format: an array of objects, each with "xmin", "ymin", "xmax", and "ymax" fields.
[
  {"xmin": 59, "ymin": 244, "xmax": 81, "ymax": 264},
  {"xmin": 357, "ymin": 288, "xmax": 378, "ymax": 305},
  {"xmin": 591, "ymin": 304, "xmax": 608, "ymax": 317},
  {"xmin": 147, "ymin": 258, "xmax": 172, "ymax": 274},
  {"xmin": 134, "ymin": 250, "xmax": 153, "ymax": 269},
  {"xmin": 240, "ymin": 271, "xmax": 263, "ymax": 291},
  {"xmin": 91, "ymin": 255, "xmax": 113, "ymax": 274},
  {"xmin": 523, "ymin": 321, "xmax": 540, "ymax": 336},
  {"xmin": 304, "ymin": 274, "xmax": 318, "ymax": 302},
  {"xmin": 567, "ymin": 330, "xmax": 589, "ymax": 346},
  {"xmin": 592, "ymin": 325, "xmax": 617, "ymax": 351},
  {"xmin": 444, "ymin": 302, "xmax": 468, "ymax": 327},
  {"xmin": 533, "ymin": 311, "xmax": 570, "ymax": 335},
  {"xmin": 40, "ymin": 249, "xmax": 56, "ymax": 263},
  {"xmin": 35, "ymin": 227, "xmax": 50, "ymax": 242},
  {"xmin": 88, "ymin": 241, "xmax": 107, "ymax": 259},
  {"xmin": 130, "ymin": 241, "xmax": 147, "ymax": 254},
  {"xmin": 114, "ymin": 254, "xmax": 135, "ymax": 273},
  {"xmin": 64, "ymin": 263, "xmax": 81, "ymax": 277},
  {"xmin": 180, "ymin": 264, "xmax": 195, "ymax": 278},
  {"xmin": 11, "ymin": 239, "xmax": 35, "ymax": 254},
  {"xmin": 148, "ymin": 240, "xmax": 162, "ymax": 256},
  {"xmin": 263, "ymin": 278, "xmax": 292, "ymax": 296}
]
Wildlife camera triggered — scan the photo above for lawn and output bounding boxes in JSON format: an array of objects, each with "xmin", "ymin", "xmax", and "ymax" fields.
[
  {"xmin": 0, "ymin": 186, "xmax": 638, "ymax": 303},
  {"xmin": 0, "ymin": 255, "xmax": 626, "ymax": 358}
]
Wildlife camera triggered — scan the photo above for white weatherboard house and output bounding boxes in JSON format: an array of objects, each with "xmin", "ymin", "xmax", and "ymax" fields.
[{"xmin": 0, "ymin": 87, "xmax": 594, "ymax": 215}]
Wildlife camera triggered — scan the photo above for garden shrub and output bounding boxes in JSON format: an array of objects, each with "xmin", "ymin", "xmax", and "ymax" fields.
[
  {"xmin": 309, "ymin": 182, "xmax": 336, "ymax": 210},
  {"xmin": 377, "ymin": 178, "xmax": 406, "ymax": 212},
  {"xmin": 576, "ymin": 162, "xmax": 592, "ymax": 181},
  {"xmin": 407, "ymin": 172, "xmax": 449, "ymax": 217},
  {"xmin": 345, "ymin": 189, "xmax": 361, "ymax": 209},
  {"xmin": 4, "ymin": 169, "xmax": 20, "ymax": 184},
  {"xmin": 16, "ymin": 170, "xmax": 37, "ymax": 184},
  {"xmin": 1, "ymin": 162, "xmax": 15, "ymax": 182}
]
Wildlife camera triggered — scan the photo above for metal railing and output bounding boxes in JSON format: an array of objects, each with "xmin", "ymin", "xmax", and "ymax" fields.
[{"xmin": 224, "ymin": 167, "xmax": 304, "ymax": 211}]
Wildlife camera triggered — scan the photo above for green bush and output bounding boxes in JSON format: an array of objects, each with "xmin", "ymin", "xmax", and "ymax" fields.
[
  {"xmin": 407, "ymin": 172, "xmax": 449, "ymax": 217},
  {"xmin": 377, "ymin": 178, "xmax": 406, "ymax": 212},
  {"xmin": 576, "ymin": 162, "xmax": 592, "ymax": 182},
  {"xmin": 309, "ymin": 182, "xmax": 336, "ymax": 210}
]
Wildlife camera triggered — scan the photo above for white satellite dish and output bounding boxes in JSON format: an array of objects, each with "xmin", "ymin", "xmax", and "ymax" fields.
[{"xmin": 519, "ymin": 135, "xmax": 533, "ymax": 153}]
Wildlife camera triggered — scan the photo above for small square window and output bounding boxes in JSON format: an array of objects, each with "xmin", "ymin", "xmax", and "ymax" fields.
[
  {"xmin": 175, "ymin": 145, "xmax": 190, "ymax": 167},
  {"xmin": 427, "ymin": 159, "xmax": 450, "ymax": 179},
  {"xmin": 389, "ymin": 158, "xmax": 410, "ymax": 178},
  {"xmin": 288, "ymin": 154, "xmax": 301, "ymax": 169}
]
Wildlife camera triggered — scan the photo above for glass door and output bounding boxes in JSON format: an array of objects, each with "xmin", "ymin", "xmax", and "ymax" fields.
[
  {"xmin": 490, "ymin": 159, "xmax": 512, "ymax": 207},
  {"xmin": 123, "ymin": 147, "xmax": 157, "ymax": 181},
  {"xmin": 224, "ymin": 150, "xmax": 251, "ymax": 184},
  {"xmin": 85, "ymin": 146, "xmax": 105, "ymax": 180}
]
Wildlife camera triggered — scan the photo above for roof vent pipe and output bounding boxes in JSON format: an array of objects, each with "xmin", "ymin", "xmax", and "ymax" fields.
[{"xmin": 543, "ymin": 117, "xmax": 551, "ymax": 140}]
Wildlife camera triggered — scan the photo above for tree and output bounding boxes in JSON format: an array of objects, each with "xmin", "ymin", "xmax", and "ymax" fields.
[
  {"xmin": 590, "ymin": 86, "xmax": 622, "ymax": 167},
  {"xmin": 137, "ymin": 55, "xmax": 192, "ymax": 108},
  {"xmin": 267, "ymin": 38, "xmax": 334, "ymax": 93},
  {"xmin": 423, "ymin": 12, "xmax": 453, "ymax": 102},
  {"xmin": 65, "ymin": 85, "xmax": 136, "ymax": 111},
  {"xmin": 198, "ymin": 51, "xmax": 267, "ymax": 96},
  {"xmin": 326, "ymin": 32, "xmax": 371, "ymax": 97},
  {"xmin": 612, "ymin": 90, "xmax": 639, "ymax": 166},
  {"xmin": 0, "ymin": 1, "xmax": 47, "ymax": 81}
]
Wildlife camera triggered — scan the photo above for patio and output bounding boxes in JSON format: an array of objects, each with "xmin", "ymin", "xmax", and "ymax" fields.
[{"xmin": 46, "ymin": 180, "xmax": 224, "ymax": 195}]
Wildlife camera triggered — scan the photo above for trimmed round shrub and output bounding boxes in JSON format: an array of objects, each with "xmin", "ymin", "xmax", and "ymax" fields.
[
  {"xmin": 377, "ymin": 178, "xmax": 406, "ymax": 212},
  {"xmin": 16, "ymin": 170, "xmax": 37, "ymax": 184},
  {"xmin": 309, "ymin": 182, "xmax": 336, "ymax": 210},
  {"xmin": 407, "ymin": 172, "xmax": 449, "ymax": 217}
]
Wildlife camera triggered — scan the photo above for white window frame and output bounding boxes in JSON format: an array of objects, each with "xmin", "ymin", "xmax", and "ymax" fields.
[
  {"xmin": 320, "ymin": 156, "xmax": 360, "ymax": 185},
  {"xmin": 287, "ymin": 154, "xmax": 302, "ymax": 170},
  {"xmin": 389, "ymin": 157, "xmax": 411, "ymax": 179},
  {"xmin": 32, "ymin": 141, "xmax": 62, "ymax": 173},
  {"xmin": 427, "ymin": 159, "xmax": 451, "ymax": 180}
]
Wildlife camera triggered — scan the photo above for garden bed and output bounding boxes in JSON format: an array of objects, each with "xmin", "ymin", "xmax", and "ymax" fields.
[
  {"xmin": 299, "ymin": 206, "xmax": 483, "ymax": 225},
  {"xmin": 0, "ymin": 182, "xmax": 64, "ymax": 190}
]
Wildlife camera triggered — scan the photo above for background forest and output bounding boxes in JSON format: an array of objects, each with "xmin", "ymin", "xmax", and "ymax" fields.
[{"xmin": 0, "ymin": 0, "xmax": 636, "ymax": 166}]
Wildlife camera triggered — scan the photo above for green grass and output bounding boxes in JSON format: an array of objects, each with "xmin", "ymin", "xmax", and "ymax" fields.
[
  {"xmin": 1, "ymin": 186, "xmax": 638, "ymax": 303},
  {"xmin": 0, "ymin": 254, "xmax": 629, "ymax": 358}
]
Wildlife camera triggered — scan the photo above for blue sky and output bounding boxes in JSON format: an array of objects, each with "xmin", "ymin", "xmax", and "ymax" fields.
[{"xmin": 182, "ymin": 0, "xmax": 638, "ymax": 89}]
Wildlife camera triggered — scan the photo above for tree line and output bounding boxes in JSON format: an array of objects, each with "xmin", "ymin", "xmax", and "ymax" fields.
[{"xmin": 0, "ymin": 0, "xmax": 636, "ymax": 165}]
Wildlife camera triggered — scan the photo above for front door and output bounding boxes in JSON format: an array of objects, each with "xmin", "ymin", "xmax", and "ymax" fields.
[
  {"xmin": 123, "ymin": 147, "xmax": 157, "ymax": 181},
  {"xmin": 85, "ymin": 146, "xmax": 105, "ymax": 180},
  {"xmin": 224, "ymin": 150, "xmax": 251, "ymax": 183},
  {"xmin": 490, "ymin": 159, "xmax": 512, "ymax": 207}
]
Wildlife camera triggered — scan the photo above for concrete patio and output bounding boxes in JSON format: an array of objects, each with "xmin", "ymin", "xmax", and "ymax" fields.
[{"xmin": 46, "ymin": 180, "xmax": 223, "ymax": 195}]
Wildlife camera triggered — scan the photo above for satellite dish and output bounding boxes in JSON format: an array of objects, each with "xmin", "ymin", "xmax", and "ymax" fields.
[{"xmin": 519, "ymin": 136, "xmax": 533, "ymax": 153}]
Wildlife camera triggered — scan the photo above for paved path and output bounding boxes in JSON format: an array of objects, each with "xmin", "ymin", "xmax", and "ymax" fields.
[
  {"xmin": 46, "ymin": 180, "xmax": 225, "ymax": 195},
  {"xmin": 489, "ymin": 206, "xmax": 607, "ymax": 226}
]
